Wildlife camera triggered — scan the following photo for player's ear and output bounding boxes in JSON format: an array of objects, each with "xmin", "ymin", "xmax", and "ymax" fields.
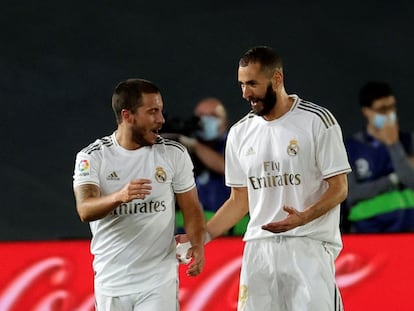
[
  {"xmin": 272, "ymin": 70, "xmax": 283, "ymax": 88},
  {"xmin": 121, "ymin": 109, "xmax": 134, "ymax": 123}
]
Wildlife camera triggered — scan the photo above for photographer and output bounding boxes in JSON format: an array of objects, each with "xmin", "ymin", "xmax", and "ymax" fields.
[
  {"xmin": 178, "ymin": 97, "xmax": 230, "ymax": 215},
  {"xmin": 163, "ymin": 97, "xmax": 249, "ymax": 235}
]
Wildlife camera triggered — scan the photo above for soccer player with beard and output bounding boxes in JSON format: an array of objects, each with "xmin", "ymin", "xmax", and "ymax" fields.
[
  {"xmin": 73, "ymin": 79, "xmax": 206, "ymax": 311},
  {"xmin": 197, "ymin": 46, "xmax": 351, "ymax": 310}
]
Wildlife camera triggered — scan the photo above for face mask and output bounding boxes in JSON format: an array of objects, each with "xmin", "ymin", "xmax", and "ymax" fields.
[
  {"xmin": 373, "ymin": 111, "xmax": 396, "ymax": 129},
  {"xmin": 197, "ymin": 116, "xmax": 220, "ymax": 141}
]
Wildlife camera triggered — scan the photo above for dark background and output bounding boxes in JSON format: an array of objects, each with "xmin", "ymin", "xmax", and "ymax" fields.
[{"xmin": 1, "ymin": 0, "xmax": 413, "ymax": 240}]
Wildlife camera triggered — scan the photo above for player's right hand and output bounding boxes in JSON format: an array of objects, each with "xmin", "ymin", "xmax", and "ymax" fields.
[{"xmin": 117, "ymin": 179, "xmax": 152, "ymax": 202}]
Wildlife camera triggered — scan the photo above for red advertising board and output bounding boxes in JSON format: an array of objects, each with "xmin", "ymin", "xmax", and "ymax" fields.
[
  {"xmin": 1, "ymin": 234, "xmax": 413, "ymax": 310},
  {"xmin": 0, "ymin": 240, "xmax": 94, "ymax": 311}
]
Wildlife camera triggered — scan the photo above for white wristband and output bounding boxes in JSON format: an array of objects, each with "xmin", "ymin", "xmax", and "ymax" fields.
[
  {"xmin": 389, "ymin": 173, "xmax": 399, "ymax": 185},
  {"xmin": 176, "ymin": 241, "xmax": 192, "ymax": 264}
]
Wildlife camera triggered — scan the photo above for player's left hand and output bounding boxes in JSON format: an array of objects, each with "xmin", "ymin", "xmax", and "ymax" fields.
[
  {"xmin": 261, "ymin": 206, "xmax": 306, "ymax": 233},
  {"xmin": 185, "ymin": 243, "xmax": 205, "ymax": 277},
  {"xmin": 175, "ymin": 233, "xmax": 189, "ymax": 244}
]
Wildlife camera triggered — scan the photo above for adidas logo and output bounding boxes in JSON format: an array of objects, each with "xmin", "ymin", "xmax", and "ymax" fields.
[
  {"xmin": 107, "ymin": 171, "xmax": 120, "ymax": 180},
  {"xmin": 245, "ymin": 147, "xmax": 255, "ymax": 156}
]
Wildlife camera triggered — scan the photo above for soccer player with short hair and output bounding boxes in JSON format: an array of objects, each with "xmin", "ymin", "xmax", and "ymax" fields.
[
  {"xmin": 73, "ymin": 78, "xmax": 206, "ymax": 311},
  {"xmin": 204, "ymin": 46, "xmax": 351, "ymax": 310}
]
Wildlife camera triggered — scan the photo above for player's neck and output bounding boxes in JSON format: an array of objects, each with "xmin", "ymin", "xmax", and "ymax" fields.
[
  {"xmin": 115, "ymin": 128, "xmax": 142, "ymax": 150},
  {"xmin": 263, "ymin": 92, "xmax": 293, "ymax": 121}
]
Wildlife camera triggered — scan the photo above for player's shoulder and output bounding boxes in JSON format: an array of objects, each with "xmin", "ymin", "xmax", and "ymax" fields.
[
  {"xmin": 294, "ymin": 98, "xmax": 337, "ymax": 129},
  {"xmin": 79, "ymin": 134, "xmax": 114, "ymax": 155},
  {"xmin": 230, "ymin": 111, "xmax": 257, "ymax": 131},
  {"xmin": 155, "ymin": 136, "xmax": 186, "ymax": 153}
]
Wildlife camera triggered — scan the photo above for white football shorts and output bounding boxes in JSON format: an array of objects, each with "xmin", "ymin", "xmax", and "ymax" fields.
[
  {"xmin": 95, "ymin": 277, "xmax": 179, "ymax": 311},
  {"xmin": 238, "ymin": 235, "xmax": 343, "ymax": 311}
]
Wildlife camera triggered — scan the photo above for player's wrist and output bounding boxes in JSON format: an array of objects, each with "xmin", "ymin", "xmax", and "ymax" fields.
[{"xmin": 204, "ymin": 231, "xmax": 212, "ymax": 244}]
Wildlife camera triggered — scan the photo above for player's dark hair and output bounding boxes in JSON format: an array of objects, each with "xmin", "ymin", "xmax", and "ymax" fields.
[
  {"xmin": 112, "ymin": 78, "xmax": 160, "ymax": 124},
  {"xmin": 239, "ymin": 46, "xmax": 283, "ymax": 77},
  {"xmin": 359, "ymin": 81, "xmax": 393, "ymax": 108}
]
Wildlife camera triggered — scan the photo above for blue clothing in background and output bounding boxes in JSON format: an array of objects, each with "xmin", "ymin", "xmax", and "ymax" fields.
[
  {"xmin": 344, "ymin": 129, "xmax": 414, "ymax": 232},
  {"xmin": 195, "ymin": 134, "xmax": 230, "ymax": 213}
]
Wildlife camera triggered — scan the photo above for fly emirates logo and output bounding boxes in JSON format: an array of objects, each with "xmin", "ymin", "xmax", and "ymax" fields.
[
  {"xmin": 111, "ymin": 200, "xmax": 167, "ymax": 216},
  {"xmin": 249, "ymin": 161, "xmax": 301, "ymax": 190}
]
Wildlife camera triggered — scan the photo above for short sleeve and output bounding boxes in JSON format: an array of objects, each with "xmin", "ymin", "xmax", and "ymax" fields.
[
  {"xmin": 172, "ymin": 147, "xmax": 196, "ymax": 193},
  {"xmin": 73, "ymin": 151, "xmax": 100, "ymax": 188},
  {"xmin": 225, "ymin": 128, "xmax": 246, "ymax": 187},
  {"xmin": 316, "ymin": 120, "xmax": 351, "ymax": 178}
]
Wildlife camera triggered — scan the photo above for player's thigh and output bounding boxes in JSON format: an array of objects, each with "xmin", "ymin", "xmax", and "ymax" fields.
[
  {"xmin": 283, "ymin": 237, "xmax": 342, "ymax": 311},
  {"xmin": 95, "ymin": 293, "xmax": 132, "ymax": 311},
  {"xmin": 95, "ymin": 278, "xmax": 178, "ymax": 311},
  {"xmin": 134, "ymin": 278, "xmax": 179, "ymax": 311},
  {"xmin": 238, "ymin": 239, "xmax": 280, "ymax": 311},
  {"xmin": 238, "ymin": 237, "xmax": 343, "ymax": 311}
]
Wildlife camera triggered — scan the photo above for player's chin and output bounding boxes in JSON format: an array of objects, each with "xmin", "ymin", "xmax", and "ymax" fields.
[
  {"xmin": 145, "ymin": 133, "xmax": 159, "ymax": 145},
  {"xmin": 251, "ymin": 104, "xmax": 264, "ymax": 115}
]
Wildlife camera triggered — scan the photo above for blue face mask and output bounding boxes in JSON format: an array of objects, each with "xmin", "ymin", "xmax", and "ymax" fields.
[
  {"xmin": 197, "ymin": 116, "xmax": 220, "ymax": 141},
  {"xmin": 373, "ymin": 111, "xmax": 396, "ymax": 129}
]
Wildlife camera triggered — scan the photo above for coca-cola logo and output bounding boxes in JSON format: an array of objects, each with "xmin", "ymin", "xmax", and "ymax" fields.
[
  {"xmin": 336, "ymin": 252, "xmax": 384, "ymax": 288},
  {"xmin": 0, "ymin": 241, "xmax": 94, "ymax": 311}
]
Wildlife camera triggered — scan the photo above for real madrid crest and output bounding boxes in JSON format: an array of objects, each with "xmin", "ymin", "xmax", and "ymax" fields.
[
  {"xmin": 155, "ymin": 166, "xmax": 167, "ymax": 183},
  {"xmin": 287, "ymin": 139, "xmax": 299, "ymax": 156}
]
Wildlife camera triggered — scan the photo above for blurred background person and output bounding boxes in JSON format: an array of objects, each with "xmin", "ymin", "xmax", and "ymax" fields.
[
  {"xmin": 343, "ymin": 81, "xmax": 414, "ymax": 233},
  {"xmin": 163, "ymin": 97, "xmax": 249, "ymax": 235},
  {"xmin": 178, "ymin": 97, "xmax": 230, "ymax": 216}
]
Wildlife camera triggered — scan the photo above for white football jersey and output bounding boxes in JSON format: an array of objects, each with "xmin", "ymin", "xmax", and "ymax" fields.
[
  {"xmin": 73, "ymin": 132, "xmax": 195, "ymax": 296},
  {"xmin": 226, "ymin": 95, "xmax": 351, "ymax": 250}
]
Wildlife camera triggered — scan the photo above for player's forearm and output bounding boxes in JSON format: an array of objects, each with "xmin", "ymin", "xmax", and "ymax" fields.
[
  {"xmin": 302, "ymin": 174, "xmax": 348, "ymax": 223},
  {"xmin": 207, "ymin": 192, "xmax": 249, "ymax": 239},
  {"xmin": 183, "ymin": 209, "xmax": 206, "ymax": 247},
  {"xmin": 75, "ymin": 189, "xmax": 121, "ymax": 222},
  {"xmin": 177, "ymin": 188, "xmax": 207, "ymax": 246}
]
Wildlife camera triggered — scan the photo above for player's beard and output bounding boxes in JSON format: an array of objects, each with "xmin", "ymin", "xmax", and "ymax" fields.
[
  {"xmin": 131, "ymin": 123, "xmax": 153, "ymax": 147},
  {"xmin": 253, "ymin": 83, "xmax": 277, "ymax": 116}
]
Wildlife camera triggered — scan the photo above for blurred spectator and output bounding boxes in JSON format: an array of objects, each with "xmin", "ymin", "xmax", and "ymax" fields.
[
  {"xmin": 173, "ymin": 97, "xmax": 249, "ymax": 235},
  {"xmin": 179, "ymin": 97, "xmax": 230, "ymax": 214},
  {"xmin": 343, "ymin": 81, "xmax": 414, "ymax": 233}
]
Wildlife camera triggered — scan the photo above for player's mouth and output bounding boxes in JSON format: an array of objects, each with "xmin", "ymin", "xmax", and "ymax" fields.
[
  {"xmin": 250, "ymin": 99, "xmax": 262, "ymax": 109},
  {"xmin": 151, "ymin": 128, "xmax": 160, "ymax": 137}
]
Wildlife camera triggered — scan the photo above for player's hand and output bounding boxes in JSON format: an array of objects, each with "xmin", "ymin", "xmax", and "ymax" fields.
[
  {"xmin": 116, "ymin": 179, "xmax": 152, "ymax": 202},
  {"xmin": 261, "ymin": 206, "xmax": 306, "ymax": 233},
  {"xmin": 185, "ymin": 243, "xmax": 205, "ymax": 276},
  {"xmin": 175, "ymin": 233, "xmax": 189, "ymax": 244},
  {"xmin": 175, "ymin": 233, "xmax": 205, "ymax": 276}
]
